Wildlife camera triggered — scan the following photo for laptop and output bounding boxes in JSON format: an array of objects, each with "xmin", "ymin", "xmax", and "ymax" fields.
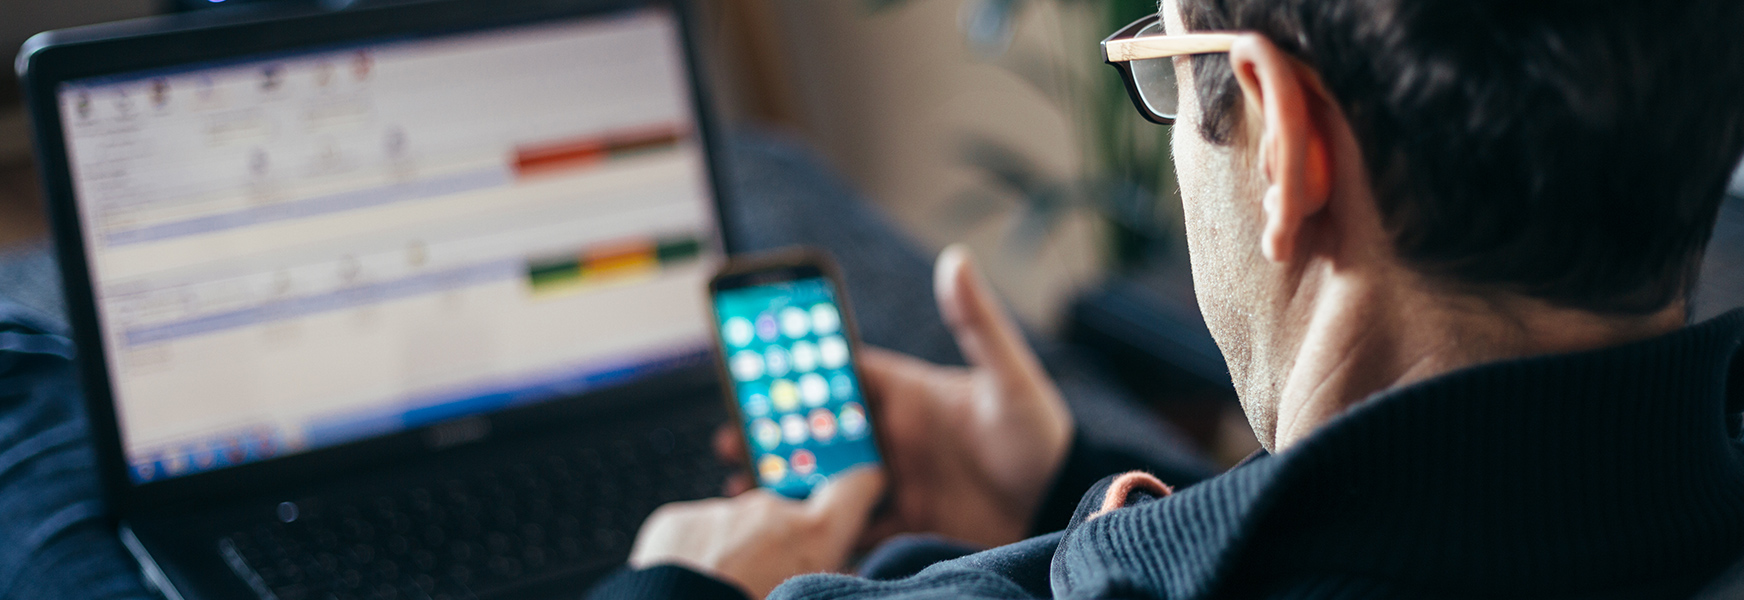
[{"xmin": 16, "ymin": 0, "xmax": 735, "ymax": 597}]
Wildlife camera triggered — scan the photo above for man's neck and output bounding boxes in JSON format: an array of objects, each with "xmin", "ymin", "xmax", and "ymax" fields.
[{"xmin": 1268, "ymin": 273, "xmax": 1686, "ymax": 450}]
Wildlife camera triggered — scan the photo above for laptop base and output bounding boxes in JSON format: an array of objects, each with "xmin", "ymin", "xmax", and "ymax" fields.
[{"xmin": 126, "ymin": 395, "xmax": 727, "ymax": 600}]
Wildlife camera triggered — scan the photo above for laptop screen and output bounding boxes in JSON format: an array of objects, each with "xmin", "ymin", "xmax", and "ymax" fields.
[{"xmin": 54, "ymin": 8, "xmax": 723, "ymax": 484}]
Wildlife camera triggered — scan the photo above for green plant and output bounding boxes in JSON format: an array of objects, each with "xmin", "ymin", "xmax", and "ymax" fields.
[{"xmin": 875, "ymin": 0, "xmax": 1180, "ymax": 271}]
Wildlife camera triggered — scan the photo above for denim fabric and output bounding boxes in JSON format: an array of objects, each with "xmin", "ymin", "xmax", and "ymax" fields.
[{"xmin": 0, "ymin": 304, "xmax": 152, "ymax": 600}]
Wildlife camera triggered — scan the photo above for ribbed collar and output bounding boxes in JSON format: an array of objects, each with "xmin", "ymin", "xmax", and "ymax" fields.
[{"xmin": 1054, "ymin": 309, "xmax": 1744, "ymax": 598}]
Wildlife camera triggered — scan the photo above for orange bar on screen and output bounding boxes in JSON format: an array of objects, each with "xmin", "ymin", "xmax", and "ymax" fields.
[
  {"xmin": 512, "ymin": 125, "xmax": 686, "ymax": 177},
  {"xmin": 583, "ymin": 239, "xmax": 658, "ymax": 277},
  {"xmin": 514, "ymin": 139, "xmax": 609, "ymax": 176}
]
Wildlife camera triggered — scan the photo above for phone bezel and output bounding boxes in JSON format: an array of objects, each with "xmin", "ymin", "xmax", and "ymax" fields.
[{"xmin": 707, "ymin": 248, "xmax": 889, "ymax": 499}]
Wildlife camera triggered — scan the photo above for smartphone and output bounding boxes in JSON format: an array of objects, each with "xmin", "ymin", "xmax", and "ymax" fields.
[{"xmin": 708, "ymin": 249, "xmax": 882, "ymax": 499}]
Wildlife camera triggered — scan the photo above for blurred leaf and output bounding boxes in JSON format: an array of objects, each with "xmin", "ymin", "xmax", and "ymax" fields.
[
  {"xmin": 958, "ymin": 135, "xmax": 1054, "ymax": 200},
  {"xmin": 958, "ymin": 135, "xmax": 1080, "ymax": 257},
  {"xmin": 960, "ymin": 0, "xmax": 1026, "ymax": 57},
  {"xmin": 941, "ymin": 188, "xmax": 1015, "ymax": 232},
  {"xmin": 1007, "ymin": 198, "xmax": 1066, "ymax": 258},
  {"xmin": 862, "ymin": 0, "xmax": 913, "ymax": 13},
  {"xmin": 879, "ymin": 0, "xmax": 1183, "ymax": 270},
  {"xmin": 998, "ymin": 44, "xmax": 1089, "ymax": 113},
  {"xmin": 1106, "ymin": 0, "xmax": 1160, "ymax": 29}
]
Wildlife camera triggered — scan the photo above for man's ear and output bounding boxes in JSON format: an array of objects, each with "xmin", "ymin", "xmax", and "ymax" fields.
[{"xmin": 1229, "ymin": 34, "xmax": 1334, "ymax": 264}]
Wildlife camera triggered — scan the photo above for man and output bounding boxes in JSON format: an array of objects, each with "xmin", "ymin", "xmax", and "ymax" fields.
[{"xmin": 592, "ymin": 0, "xmax": 1744, "ymax": 597}]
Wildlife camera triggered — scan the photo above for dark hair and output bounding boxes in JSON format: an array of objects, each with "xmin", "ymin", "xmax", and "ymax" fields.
[{"xmin": 1181, "ymin": 0, "xmax": 1744, "ymax": 314}]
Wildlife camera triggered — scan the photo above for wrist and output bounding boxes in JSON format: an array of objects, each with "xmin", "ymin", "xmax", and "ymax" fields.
[
  {"xmin": 1026, "ymin": 427, "xmax": 1091, "ymax": 536},
  {"xmin": 985, "ymin": 410, "xmax": 1073, "ymax": 543},
  {"xmin": 1023, "ymin": 384, "xmax": 1076, "ymax": 521}
]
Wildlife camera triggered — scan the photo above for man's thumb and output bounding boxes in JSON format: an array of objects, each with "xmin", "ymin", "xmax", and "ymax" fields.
[
  {"xmin": 934, "ymin": 245, "xmax": 1047, "ymax": 382},
  {"xmin": 806, "ymin": 466, "xmax": 886, "ymax": 527}
]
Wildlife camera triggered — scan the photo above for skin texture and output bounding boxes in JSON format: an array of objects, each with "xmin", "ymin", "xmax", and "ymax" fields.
[
  {"xmin": 626, "ymin": 1, "xmax": 1693, "ymax": 595},
  {"xmin": 629, "ymin": 467, "xmax": 885, "ymax": 599},
  {"xmin": 1162, "ymin": 0, "xmax": 1685, "ymax": 450}
]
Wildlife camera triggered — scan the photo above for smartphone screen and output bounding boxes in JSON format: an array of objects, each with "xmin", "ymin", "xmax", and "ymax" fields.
[{"xmin": 712, "ymin": 270, "xmax": 880, "ymax": 499}]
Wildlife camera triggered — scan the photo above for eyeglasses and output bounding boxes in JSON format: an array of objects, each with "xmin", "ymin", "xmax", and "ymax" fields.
[{"xmin": 1101, "ymin": 14, "xmax": 1237, "ymax": 125}]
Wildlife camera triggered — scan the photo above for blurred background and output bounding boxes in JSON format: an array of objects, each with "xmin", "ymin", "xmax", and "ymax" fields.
[
  {"xmin": 2, "ymin": 0, "xmax": 1177, "ymax": 327},
  {"xmin": 5, "ymin": 0, "xmax": 1744, "ymax": 465}
]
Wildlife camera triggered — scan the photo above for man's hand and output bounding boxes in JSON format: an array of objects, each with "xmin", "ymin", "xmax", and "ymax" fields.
[
  {"xmin": 856, "ymin": 245, "xmax": 1073, "ymax": 547},
  {"xmin": 717, "ymin": 246, "xmax": 1074, "ymax": 548},
  {"xmin": 629, "ymin": 468, "xmax": 885, "ymax": 599}
]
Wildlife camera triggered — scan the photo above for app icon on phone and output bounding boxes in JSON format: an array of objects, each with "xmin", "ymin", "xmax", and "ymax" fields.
[
  {"xmin": 756, "ymin": 314, "xmax": 779, "ymax": 342},
  {"xmin": 811, "ymin": 304, "xmax": 841, "ymax": 334},
  {"xmin": 819, "ymin": 336, "xmax": 849, "ymax": 370},
  {"xmin": 743, "ymin": 386, "xmax": 770, "ymax": 417},
  {"xmin": 791, "ymin": 449, "xmax": 817, "ymax": 475},
  {"xmin": 791, "ymin": 341, "xmax": 818, "ymax": 373},
  {"xmin": 780, "ymin": 307, "xmax": 811, "ymax": 338},
  {"xmin": 766, "ymin": 346, "xmax": 791, "ymax": 378},
  {"xmin": 771, "ymin": 380, "xmax": 800, "ymax": 412},
  {"xmin": 730, "ymin": 350, "xmax": 763, "ymax": 382},
  {"xmin": 840, "ymin": 403, "xmax": 868, "ymax": 439},
  {"xmin": 724, "ymin": 317, "xmax": 754, "ymax": 347},
  {"xmin": 799, "ymin": 373, "xmax": 829, "ymax": 407},
  {"xmin": 781, "ymin": 414, "xmax": 808, "ymax": 445},
  {"xmin": 753, "ymin": 418, "xmax": 781, "ymax": 450},
  {"xmin": 809, "ymin": 408, "xmax": 836, "ymax": 442},
  {"xmin": 759, "ymin": 454, "xmax": 788, "ymax": 483}
]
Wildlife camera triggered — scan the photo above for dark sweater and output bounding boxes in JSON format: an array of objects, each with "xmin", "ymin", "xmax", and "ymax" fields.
[{"xmin": 591, "ymin": 310, "xmax": 1744, "ymax": 599}]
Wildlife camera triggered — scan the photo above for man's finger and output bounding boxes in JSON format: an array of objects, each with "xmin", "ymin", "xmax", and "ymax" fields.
[
  {"xmin": 855, "ymin": 347, "xmax": 901, "ymax": 404},
  {"xmin": 714, "ymin": 423, "xmax": 745, "ymax": 467},
  {"xmin": 857, "ymin": 347, "xmax": 934, "ymax": 404},
  {"xmin": 723, "ymin": 472, "xmax": 754, "ymax": 497},
  {"xmin": 806, "ymin": 466, "xmax": 887, "ymax": 530},
  {"xmin": 933, "ymin": 245, "xmax": 1050, "ymax": 386}
]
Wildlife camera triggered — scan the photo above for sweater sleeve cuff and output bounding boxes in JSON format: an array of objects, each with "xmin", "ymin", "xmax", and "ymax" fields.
[{"xmin": 586, "ymin": 564, "xmax": 751, "ymax": 600}]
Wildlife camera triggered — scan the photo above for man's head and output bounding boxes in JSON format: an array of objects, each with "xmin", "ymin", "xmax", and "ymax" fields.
[{"xmin": 1157, "ymin": 0, "xmax": 1744, "ymax": 447}]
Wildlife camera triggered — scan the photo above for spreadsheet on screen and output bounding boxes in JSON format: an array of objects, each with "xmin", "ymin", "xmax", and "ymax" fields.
[{"xmin": 56, "ymin": 9, "xmax": 724, "ymax": 483}]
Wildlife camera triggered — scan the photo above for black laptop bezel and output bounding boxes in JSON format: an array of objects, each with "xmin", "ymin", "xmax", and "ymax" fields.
[{"xmin": 16, "ymin": 0, "xmax": 737, "ymax": 520}]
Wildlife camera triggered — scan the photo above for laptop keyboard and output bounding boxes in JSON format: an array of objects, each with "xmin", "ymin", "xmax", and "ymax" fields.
[{"xmin": 216, "ymin": 422, "xmax": 727, "ymax": 600}]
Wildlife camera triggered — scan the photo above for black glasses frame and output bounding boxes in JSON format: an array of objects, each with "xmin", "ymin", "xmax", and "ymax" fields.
[{"xmin": 1101, "ymin": 13, "xmax": 1238, "ymax": 125}]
